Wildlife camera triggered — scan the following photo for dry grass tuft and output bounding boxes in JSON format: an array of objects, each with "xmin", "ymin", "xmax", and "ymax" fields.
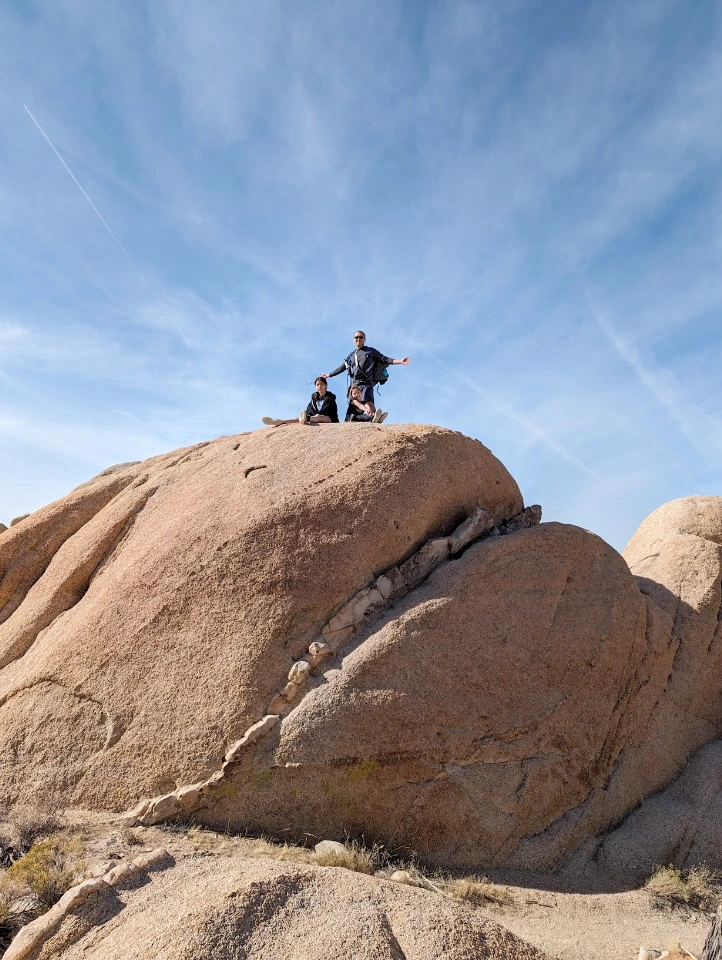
[
  {"xmin": 0, "ymin": 874, "xmax": 39, "ymax": 953},
  {"xmin": 684, "ymin": 865, "xmax": 722, "ymax": 911},
  {"xmin": 244, "ymin": 838, "xmax": 313, "ymax": 865},
  {"xmin": 311, "ymin": 840, "xmax": 383, "ymax": 875},
  {"xmin": 0, "ymin": 802, "xmax": 62, "ymax": 867},
  {"xmin": 186, "ymin": 825, "xmax": 235, "ymax": 856},
  {"xmin": 646, "ymin": 864, "xmax": 721, "ymax": 911},
  {"xmin": 663, "ymin": 940, "xmax": 700, "ymax": 960},
  {"xmin": 446, "ymin": 876, "xmax": 513, "ymax": 907},
  {"xmin": 646, "ymin": 866, "xmax": 690, "ymax": 907}
]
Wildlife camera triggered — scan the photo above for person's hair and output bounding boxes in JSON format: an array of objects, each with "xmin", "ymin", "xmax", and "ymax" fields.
[
  {"xmin": 348, "ymin": 384, "xmax": 361, "ymax": 397},
  {"xmin": 354, "ymin": 330, "xmax": 366, "ymax": 338},
  {"xmin": 315, "ymin": 376, "xmax": 327, "ymax": 386}
]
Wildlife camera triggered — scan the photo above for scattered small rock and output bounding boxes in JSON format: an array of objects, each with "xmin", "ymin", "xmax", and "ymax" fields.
[{"xmin": 288, "ymin": 661, "xmax": 310, "ymax": 684}]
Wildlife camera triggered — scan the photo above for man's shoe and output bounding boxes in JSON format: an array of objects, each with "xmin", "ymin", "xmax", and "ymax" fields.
[
  {"xmin": 372, "ymin": 409, "xmax": 383, "ymax": 423},
  {"xmin": 299, "ymin": 410, "xmax": 310, "ymax": 424},
  {"xmin": 262, "ymin": 417, "xmax": 282, "ymax": 426},
  {"xmin": 378, "ymin": 411, "xmax": 388, "ymax": 423}
]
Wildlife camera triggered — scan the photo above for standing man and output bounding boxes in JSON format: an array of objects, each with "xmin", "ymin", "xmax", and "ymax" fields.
[{"xmin": 319, "ymin": 331, "xmax": 411, "ymax": 413}]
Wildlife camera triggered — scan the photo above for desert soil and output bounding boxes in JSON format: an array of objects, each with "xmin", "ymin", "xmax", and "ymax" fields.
[
  {"xmin": 56, "ymin": 813, "xmax": 713, "ymax": 960},
  {"xmin": 482, "ymin": 879, "xmax": 710, "ymax": 960}
]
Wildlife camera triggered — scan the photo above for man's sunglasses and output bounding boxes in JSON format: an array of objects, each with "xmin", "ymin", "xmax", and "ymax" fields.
[{"xmin": 354, "ymin": 335, "xmax": 365, "ymax": 340}]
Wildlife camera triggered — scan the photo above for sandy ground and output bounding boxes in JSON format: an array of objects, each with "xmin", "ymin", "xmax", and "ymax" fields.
[
  {"xmin": 480, "ymin": 883, "xmax": 710, "ymax": 960},
  {"xmin": 9, "ymin": 813, "xmax": 717, "ymax": 960}
]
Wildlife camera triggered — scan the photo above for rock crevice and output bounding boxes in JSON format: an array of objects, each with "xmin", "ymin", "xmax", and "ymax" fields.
[{"xmin": 133, "ymin": 502, "xmax": 542, "ymax": 827}]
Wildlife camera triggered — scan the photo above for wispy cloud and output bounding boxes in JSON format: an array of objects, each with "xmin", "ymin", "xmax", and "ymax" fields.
[
  {"xmin": 0, "ymin": 322, "xmax": 29, "ymax": 344},
  {"xmin": 418, "ymin": 346, "xmax": 599, "ymax": 479},
  {"xmin": 0, "ymin": 0, "xmax": 721, "ymax": 547},
  {"xmin": 594, "ymin": 309, "xmax": 722, "ymax": 465}
]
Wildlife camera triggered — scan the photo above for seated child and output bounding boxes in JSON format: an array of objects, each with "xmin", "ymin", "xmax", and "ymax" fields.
[{"xmin": 262, "ymin": 377, "xmax": 339, "ymax": 427}]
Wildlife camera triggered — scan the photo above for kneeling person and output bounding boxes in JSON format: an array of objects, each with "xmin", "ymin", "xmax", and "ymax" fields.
[{"xmin": 345, "ymin": 384, "xmax": 387, "ymax": 423}]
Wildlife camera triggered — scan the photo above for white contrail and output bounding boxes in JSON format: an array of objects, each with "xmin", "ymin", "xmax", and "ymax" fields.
[
  {"xmin": 594, "ymin": 310, "xmax": 719, "ymax": 464},
  {"xmin": 23, "ymin": 104, "xmax": 131, "ymax": 261}
]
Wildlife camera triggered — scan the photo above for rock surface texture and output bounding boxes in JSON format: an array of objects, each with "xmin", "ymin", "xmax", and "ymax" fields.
[
  {"xmin": 593, "ymin": 739, "xmax": 722, "ymax": 881},
  {"xmin": 3, "ymin": 853, "xmax": 550, "ymax": 960},
  {"xmin": 0, "ymin": 427, "xmax": 720, "ymax": 877},
  {"xmin": 0, "ymin": 426, "xmax": 521, "ymax": 816}
]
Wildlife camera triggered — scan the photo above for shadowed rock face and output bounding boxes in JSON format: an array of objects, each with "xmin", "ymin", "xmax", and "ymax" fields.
[
  {"xmin": 594, "ymin": 739, "xmax": 722, "ymax": 881},
  {"xmin": 0, "ymin": 429, "xmax": 720, "ymax": 876},
  {"xmin": 511, "ymin": 495, "xmax": 722, "ymax": 875},
  {"xmin": 622, "ymin": 495, "xmax": 722, "ymax": 786}
]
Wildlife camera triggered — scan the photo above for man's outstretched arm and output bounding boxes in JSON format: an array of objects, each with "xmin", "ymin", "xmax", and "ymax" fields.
[
  {"xmin": 318, "ymin": 362, "xmax": 347, "ymax": 378},
  {"xmin": 377, "ymin": 352, "xmax": 411, "ymax": 366}
]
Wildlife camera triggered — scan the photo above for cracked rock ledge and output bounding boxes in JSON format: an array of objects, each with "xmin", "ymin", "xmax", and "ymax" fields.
[
  {"xmin": 125, "ymin": 503, "xmax": 542, "ymax": 829},
  {"xmin": 3, "ymin": 848, "xmax": 173, "ymax": 960}
]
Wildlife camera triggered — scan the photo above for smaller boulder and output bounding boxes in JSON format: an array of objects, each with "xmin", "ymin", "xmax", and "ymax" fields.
[{"xmin": 314, "ymin": 840, "xmax": 346, "ymax": 857}]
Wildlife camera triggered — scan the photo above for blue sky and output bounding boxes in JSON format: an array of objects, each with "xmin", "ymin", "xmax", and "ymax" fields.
[{"xmin": 1, "ymin": 0, "xmax": 720, "ymax": 549}]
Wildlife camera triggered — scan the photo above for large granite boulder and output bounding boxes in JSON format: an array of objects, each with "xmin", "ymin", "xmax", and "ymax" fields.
[
  {"xmin": 201, "ymin": 521, "xmax": 649, "ymax": 870},
  {"xmin": 1, "ymin": 426, "xmax": 720, "ymax": 877},
  {"xmin": 512, "ymin": 495, "xmax": 722, "ymax": 873},
  {"xmin": 0, "ymin": 425, "xmax": 522, "ymax": 814}
]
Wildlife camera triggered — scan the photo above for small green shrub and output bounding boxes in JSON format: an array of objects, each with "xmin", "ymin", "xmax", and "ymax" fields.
[{"xmin": 7, "ymin": 836, "xmax": 83, "ymax": 909}]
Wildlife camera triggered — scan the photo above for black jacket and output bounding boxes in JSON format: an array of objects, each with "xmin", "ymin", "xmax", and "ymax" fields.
[
  {"xmin": 305, "ymin": 391, "xmax": 339, "ymax": 422},
  {"xmin": 328, "ymin": 346, "xmax": 392, "ymax": 385}
]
